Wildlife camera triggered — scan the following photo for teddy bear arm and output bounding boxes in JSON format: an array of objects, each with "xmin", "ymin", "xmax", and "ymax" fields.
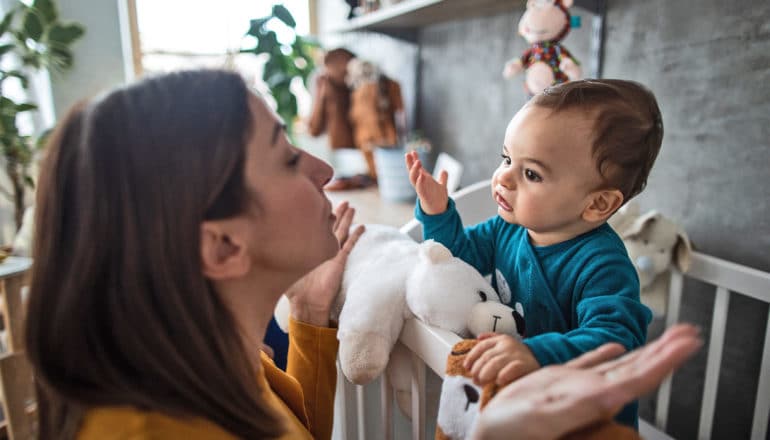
[{"xmin": 337, "ymin": 280, "xmax": 408, "ymax": 384}]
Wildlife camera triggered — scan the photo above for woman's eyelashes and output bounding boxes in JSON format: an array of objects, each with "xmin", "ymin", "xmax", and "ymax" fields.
[{"xmin": 287, "ymin": 149, "xmax": 301, "ymax": 168}]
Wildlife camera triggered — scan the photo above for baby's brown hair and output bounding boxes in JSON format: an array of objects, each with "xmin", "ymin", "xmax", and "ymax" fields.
[{"xmin": 531, "ymin": 79, "xmax": 663, "ymax": 203}]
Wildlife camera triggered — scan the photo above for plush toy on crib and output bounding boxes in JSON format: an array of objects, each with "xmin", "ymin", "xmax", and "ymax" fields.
[
  {"xmin": 609, "ymin": 203, "xmax": 693, "ymax": 318},
  {"xmin": 502, "ymin": 0, "xmax": 582, "ymax": 96},
  {"xmin": 274, "ymin": 224, "xmax": 517, "ymax": 384}
]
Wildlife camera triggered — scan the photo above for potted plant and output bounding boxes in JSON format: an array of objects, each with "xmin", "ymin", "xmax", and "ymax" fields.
[
  {"xmin": 241, "ymin": 4, "xmax": 318, "ymax": 137},
  {"xmin": 0, "ymin": 0, "xmax": 84, "ymax": 230}
]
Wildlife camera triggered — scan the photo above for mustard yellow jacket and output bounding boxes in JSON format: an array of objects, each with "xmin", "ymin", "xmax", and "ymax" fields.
[{"xmin": 78, "ymin": 318, "xmax": 339, "ymax": 439}]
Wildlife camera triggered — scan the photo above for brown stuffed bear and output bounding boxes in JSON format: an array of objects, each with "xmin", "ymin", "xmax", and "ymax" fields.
[{"xmin": 347, "ymin": 58, "xmax": 404, "ymax": 180}]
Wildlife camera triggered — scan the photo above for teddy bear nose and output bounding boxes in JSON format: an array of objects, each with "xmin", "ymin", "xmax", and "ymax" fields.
[{"xmin": 636, "ymin": 256, "xmax": 655, "ymax": 275}]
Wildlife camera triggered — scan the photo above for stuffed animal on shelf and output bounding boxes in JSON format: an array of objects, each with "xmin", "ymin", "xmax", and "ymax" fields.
[
  {"xmin": 502, "ymin": 0, "xmax": 582, "ymax": 96},
  {"xmin": 609, "ymin": 203, "xmax": 693, "ymax": 317},
  {"xmin": 346, "ymin": 58, "xmax": 405, "ymax": 180}
]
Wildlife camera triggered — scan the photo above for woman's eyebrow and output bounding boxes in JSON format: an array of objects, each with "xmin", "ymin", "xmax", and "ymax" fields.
[{"xmin": 271, "ymin": 122, "xmax": 287, "ymax": 146}]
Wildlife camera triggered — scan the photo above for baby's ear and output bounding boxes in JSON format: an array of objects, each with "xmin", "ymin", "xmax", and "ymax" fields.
[{"xmin": 583, "ymin": 189, "xmax": 624, "ymax": 223}]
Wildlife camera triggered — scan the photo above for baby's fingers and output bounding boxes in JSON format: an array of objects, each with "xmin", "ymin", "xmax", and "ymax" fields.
[
  {"xmin": 474, "ymin": 355, "xmax": 510, "ymax": 386},
  {"xmin": 438, "ymin": 170, "xmax": 449, "ymax": 188},
  {"xmin": 464, "ymin": 338, "xmax": 497, "ymax": 370},
  {"xmin": 496, "ymin": 360, "xmax": 530, "ymax": 386}
]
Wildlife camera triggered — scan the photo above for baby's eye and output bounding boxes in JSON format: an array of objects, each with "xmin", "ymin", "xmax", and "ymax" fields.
[
  {"xmin": 524, "ymin": 169, "xmax": 542, "ymax": 182},
  {"xmin": 500, "ymin": 153, "xmax": 511, "ymax": 166}
]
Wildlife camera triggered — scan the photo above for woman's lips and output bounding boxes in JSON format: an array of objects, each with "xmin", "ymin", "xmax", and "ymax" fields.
[{"xmin": 495, "ymin": 192, "xmax": 512, "ymax": 212}]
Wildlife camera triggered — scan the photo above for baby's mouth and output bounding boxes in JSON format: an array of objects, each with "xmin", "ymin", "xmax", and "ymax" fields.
[{"xmin": 495, "ymin": 193, "xmax": 512, "ymax": 212}]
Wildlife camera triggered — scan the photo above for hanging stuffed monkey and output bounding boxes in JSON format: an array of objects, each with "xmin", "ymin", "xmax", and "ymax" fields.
[{"xmin": 503, "ymin": 0, "xmax": 582, "ymax": 96}]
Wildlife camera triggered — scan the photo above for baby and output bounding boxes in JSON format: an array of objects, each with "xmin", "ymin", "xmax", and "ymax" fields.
[{"xmin": 405, "ymin": 79, "xmax": 662, "ymax": 428}]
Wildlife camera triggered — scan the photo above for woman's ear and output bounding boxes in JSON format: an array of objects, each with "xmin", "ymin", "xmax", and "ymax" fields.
[
  {"xmin": 200, "ymin": 222, "xmax": 250, "ymax": 280},
  {"xmin": 583, "ymin": 189, "xmax": 624, "ymax": 223}
]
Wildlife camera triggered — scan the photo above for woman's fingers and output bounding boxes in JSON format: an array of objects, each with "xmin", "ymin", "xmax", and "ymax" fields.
[
  {"xmin": 332, "ymin": 201, "xmax": 349, "ymax": 232},
  {"xmin": 339, "ymin": 224, "xmax": 365, "ymax": 257},
  {"xmin": 599, "ymin": 335, "xmax": 702, "ymax": 410},
  {"xmin": 594, "ymin": 324, "xmax": 699, "ymax": 375},
  {"xmin": 565, "ymin": 342, "xmax": 626, "ymax": 369}
]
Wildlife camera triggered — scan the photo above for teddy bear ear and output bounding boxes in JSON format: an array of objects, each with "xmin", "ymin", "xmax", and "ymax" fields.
[
  {"xmin": 622, "ymin": 210, "xmax": 661, "ymax": 239},
  {"xmin": 560, "ymin": 0, "xmax": 574, "ymax": 8},
  {"xmin": 674, "ymin": 228, "xmax": 693, "ymax": 272},
  {"xmin": 420, "ymin": 240, "xmax": 453, "ymax": 263}
]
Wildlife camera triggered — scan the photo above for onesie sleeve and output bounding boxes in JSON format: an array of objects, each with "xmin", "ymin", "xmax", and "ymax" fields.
[
  {"xmin": 416, "ymin": 197, "xmax": 498, "ymax": 275},
  {"xmin": 287, "ymin": 318, "xmax": 339, "ymax": 440}
]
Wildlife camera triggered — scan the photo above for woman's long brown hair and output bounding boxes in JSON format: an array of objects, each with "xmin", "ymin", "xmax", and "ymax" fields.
[{"xmin": 25, "ymin": 70, "xmax": 285, "ymax": 438}]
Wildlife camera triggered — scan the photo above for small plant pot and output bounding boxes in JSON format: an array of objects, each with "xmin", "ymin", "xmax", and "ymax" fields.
[{"xmin": 374, "ymin": 146, "xmax": 426, "ymax": 202}]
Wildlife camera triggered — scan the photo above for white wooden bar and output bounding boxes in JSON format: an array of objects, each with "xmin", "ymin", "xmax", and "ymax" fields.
[
  {"xmin": 356, "ymin": 385, "xmax": 366, "ymax": 440},
  {"xmin": 381, "ymin": 374, "xmax": 393, "ymax": 440},
  {"xmin": 656, "ymin": 270, "xmax": 684, "ymax": 430},
  {"xmin": 687, "ymin": 252, "xmax": 770, "ymax": 304},
  {"xmin": 698, "ymin": 286, "xmax": 730, "ymax": 440},
  {"xmin": 751, "ymin": 308, "xmax": 770, "ymax": 440},
  {"xmin": 410, "ymin": 352, "xmax": 426, "ymax": 440}
]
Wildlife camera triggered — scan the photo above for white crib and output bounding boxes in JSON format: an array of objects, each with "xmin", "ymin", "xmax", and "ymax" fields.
[{"xmin": 332, "ymin": 180, "xmax": 770, "ymax": 440}]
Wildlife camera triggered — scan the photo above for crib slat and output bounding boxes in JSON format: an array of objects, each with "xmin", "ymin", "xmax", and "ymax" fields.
[
  {"xmin": 655, "ymin": 270, "xmax": 684, "ymax": 430},
  {"xmin": 381, "ymin": 373, "xmax": 393, "ymax": 440},
  {"xmin": 410, "ymin": 352, "xmax": 426, "ymax": 440},
  {"xmin": 356, "ymin": 385, "xmax": 366, "ymax": 440},
  {"xmin": 336, "ymin": 363, "xmax": 356, "ymax": 440},
  {"xmin": 750, "ymin": 309, "xmax": 770, "ymax": 440},
  {"xmin": 698, "ymin": 286, "xmax": 730, "ymax": 440}
]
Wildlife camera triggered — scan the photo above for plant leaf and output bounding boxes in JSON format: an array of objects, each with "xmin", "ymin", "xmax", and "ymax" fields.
[
  {"xmin": 0, "ymin": 43, "xmax": 15, "ymax": 56},
  {"xmin": 246, "ymin": 17, "xmax": 270, "ymax": 36},
  {"xmin": 0, "ymin": 11, "xmax": 15, "ymax": 37},
  {"xmin": 48, "ymin": 23, "xmax": 84, "ymax": 45},
  {"xmin": 272, "ymin": 4, "xmax": 296, "ymax": 28},
  {"xmin": 32, "ymin": 0, "xmax": 57, "ymax": 23},
  {"xmin": 22, "ymin": 9, "xmax": 43, "ymax": 41},
  {"xmin": 15, "ymin": 103, "xmax": 37, "ymax": 112}
]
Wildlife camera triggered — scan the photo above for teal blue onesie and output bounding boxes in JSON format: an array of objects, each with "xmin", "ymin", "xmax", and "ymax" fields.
[{"xmin": 416, "ymin": 198, "xmax": 652, "ymax": 428}]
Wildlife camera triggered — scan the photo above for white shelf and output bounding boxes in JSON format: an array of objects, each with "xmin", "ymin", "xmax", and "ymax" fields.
[{"xmin": 333, "ymin": 0, "xmax": 605, "ymax": 35}]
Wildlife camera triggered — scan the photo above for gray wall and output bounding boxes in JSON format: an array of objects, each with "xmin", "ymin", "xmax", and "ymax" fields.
[{"xmin": 417, "ymin": 1, "xmax": 769, "ymax": 439}]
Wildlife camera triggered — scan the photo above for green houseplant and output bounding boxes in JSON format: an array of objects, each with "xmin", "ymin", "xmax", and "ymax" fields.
[
  {"xmin": 0, "ymin": 0, "xmax": 84, "ymax": 230},
  {"xmin": 242, "ymin": 4, "xmax": 318, "ymax": 136}
]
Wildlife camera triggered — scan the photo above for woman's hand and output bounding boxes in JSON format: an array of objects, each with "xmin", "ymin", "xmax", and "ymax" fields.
[
  {"xmin": 285, "ymin": 201, "xmax": 364, "ymax": 327},
  {"xmin": 473, "ymin": 324, "xmax": 702, "ymax": 440}
]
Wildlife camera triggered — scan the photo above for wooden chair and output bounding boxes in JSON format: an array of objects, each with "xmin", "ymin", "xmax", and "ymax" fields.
[{"xmin": 0, "ymin": 257, "xmax": 35, "ymax": 440}]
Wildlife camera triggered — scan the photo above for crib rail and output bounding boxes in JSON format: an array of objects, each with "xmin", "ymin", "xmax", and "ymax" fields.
[{"xmin": 654, "ymin": 251, "xmax": 770, "ymax": 440}]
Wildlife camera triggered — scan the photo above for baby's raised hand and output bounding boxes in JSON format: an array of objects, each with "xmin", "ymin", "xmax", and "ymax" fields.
[
  {"xmin": 463, "ymin": 333, "xmax": 540, "ymax": 386},
  {"xmin": 404, "ymin": 150, "xmax": 449, "ymax": 215}
]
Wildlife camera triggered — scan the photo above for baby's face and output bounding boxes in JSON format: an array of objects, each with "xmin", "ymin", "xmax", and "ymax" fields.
[{"xmin": 491, "ymin": 104, "xmax": 605, "ymax": 246}]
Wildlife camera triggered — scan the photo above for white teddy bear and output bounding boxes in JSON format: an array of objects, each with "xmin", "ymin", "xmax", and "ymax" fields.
[{"xmin": 275, "ymin": 224, "xmax": 521, "ymax": 385}]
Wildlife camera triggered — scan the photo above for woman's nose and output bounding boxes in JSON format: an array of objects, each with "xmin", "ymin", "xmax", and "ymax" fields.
[{"xmin": 309, "ymin": 153, "xmax": 334, "ymax": 188}]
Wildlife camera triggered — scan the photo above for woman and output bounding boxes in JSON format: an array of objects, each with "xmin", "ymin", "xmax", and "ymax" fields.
[
  {"xmin": 26, "ymin": 69, "xmax": 362, "ymax": 439},
  {"xmin": 26, "ymin": 69, "xmax": 699, "ymax": 439}
]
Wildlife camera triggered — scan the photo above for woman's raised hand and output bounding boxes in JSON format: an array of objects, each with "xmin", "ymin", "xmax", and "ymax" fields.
[{"xmin": 285, "ymin": 201, "xmax": 364, "ymax": 327}]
